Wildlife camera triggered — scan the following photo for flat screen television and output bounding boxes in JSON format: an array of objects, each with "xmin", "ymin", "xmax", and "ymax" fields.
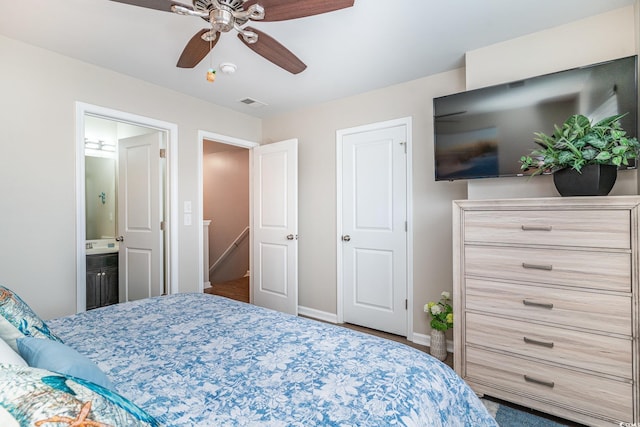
[{"xmin": 433, "ymin": 55, "xmax": 638, "ymax": 181}]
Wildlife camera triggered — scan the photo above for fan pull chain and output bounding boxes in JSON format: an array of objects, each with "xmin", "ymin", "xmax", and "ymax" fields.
[{"xmin": 206, "ymin": 36, "xmax": 216, "ymax": 83}]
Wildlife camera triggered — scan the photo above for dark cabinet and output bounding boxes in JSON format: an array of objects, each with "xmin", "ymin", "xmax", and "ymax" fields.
[{"xmin": 86, "ymin": 253, "xmax": 119, "ymax": 310}]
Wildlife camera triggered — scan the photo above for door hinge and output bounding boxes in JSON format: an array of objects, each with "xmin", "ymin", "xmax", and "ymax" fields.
[
  {"xmin": 400, "ymin": 141, "xmax": 407, "ymax": 153},
  {"xmin": 405, "ymin": 299, "xmax": 408, "ymax": 310},
  {"xmin": 160, "ymin": 221, "xmax": 165, "ymax": 231},
  {"xmin": 159, "ymin": 148, "xmax": 166, "ymax": 158},
  {"xmin": 405, "ymin": 221, "xmax": 408, "ymax": 232}
]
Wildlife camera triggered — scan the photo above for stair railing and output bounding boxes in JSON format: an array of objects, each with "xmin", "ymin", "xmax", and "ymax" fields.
[{"xmin": 209, "ymin": 226, "xmax": 250, "ymax": 275}]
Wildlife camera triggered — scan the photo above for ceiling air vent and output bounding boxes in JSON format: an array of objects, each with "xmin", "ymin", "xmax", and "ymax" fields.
[{"xmin": 239, "ymin": 97, "xmax": 267, "ymax": 108}]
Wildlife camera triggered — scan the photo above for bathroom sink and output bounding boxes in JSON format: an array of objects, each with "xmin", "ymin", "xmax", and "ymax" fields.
[{"xmin": 86, "ymin": 239, "xmax": 119, "ymax": 255}]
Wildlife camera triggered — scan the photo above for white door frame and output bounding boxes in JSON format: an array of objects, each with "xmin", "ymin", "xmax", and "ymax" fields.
[
  {"xmin": 197, "ymin": 131, "xmax": 258, "ymax": 295},
  {"xmin": 336, "ymin": 117, "xmax": 414, "ymax": 340},
  {"xmin": 75, "ymin": 102, "xmax": 179, "ymax": 313}
]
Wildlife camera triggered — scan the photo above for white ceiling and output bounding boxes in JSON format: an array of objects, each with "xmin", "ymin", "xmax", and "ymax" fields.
[{"xmin": 0, "ymin": 0, "xmax": 635, "ymax": 118}]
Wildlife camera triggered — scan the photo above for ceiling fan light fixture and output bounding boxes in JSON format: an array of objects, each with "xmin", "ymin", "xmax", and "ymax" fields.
[
  {"xmin": 112, "ymin": 0, "xmax": 356, "ymax": 74},
  {"xmin": 210, "ymin": 9, "xmax": 235, "ymax": 32}
]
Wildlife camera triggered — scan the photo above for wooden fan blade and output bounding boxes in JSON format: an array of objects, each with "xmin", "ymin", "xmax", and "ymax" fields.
[
  {"xmin": 177, "ymin": 30, "xmax": 220, "ymax": 68},
  {"xmin": 244, "ymin": 0, "xmax": 354, "ymax": 22},
  {"xmin": 238, "ymin": 27, "xmax": 307, "ymax": 74},
  {"xmin": 108, "ymin": 0, "xmax": 193, "ymax": 13}
]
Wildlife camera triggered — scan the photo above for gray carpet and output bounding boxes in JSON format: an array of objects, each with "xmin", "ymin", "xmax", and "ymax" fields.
[{"xmin": 481, "ymin": 398, "xmax": 576, "ymax": 426}]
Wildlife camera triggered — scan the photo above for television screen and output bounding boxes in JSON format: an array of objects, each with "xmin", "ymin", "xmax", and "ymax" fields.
[{"xmin": 433, "ymin": 55, "xmax": 638, "ymax": 181}]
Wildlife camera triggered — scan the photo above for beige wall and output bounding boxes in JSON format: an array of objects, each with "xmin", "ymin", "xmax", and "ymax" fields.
[
  {"xmin": 0, "ymin": 5, "xmax": 637, "ymax": 336},
  {"xmin": 262, "ymin": 69, "xmax": 468, "ymax": 336},
  {"xmin": 262, "ymin": 5, "xmax": 639, "ymax": 338},
  {"xmin": 466, "ymin": 7, "xmax": 637, "ymax": 90},
  {"xmin": 637, "ymin": 0, "xmax": 640, "ymax": 192},
  {"xmin": 465, "ymin": 5, "xmax": 639, "ymax": 200},
  {"xmin": 203, "ymin": 144, "xmax": 250, "ymax": 283},
  {"xmin": 0, "ymin": 34, "xmax": 261, "ymax": 320}
]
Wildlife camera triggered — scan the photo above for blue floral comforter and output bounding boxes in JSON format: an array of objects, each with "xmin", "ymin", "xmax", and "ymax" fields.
[{"xmin": 49, "ymin": 293, "xmax": 496, "ymax": 426}]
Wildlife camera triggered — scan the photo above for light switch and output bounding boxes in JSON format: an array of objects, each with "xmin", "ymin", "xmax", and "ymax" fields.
[
  {"xmin": 184, "ymin": 201, "xmax": 192, "ymax": 213},
  {"xmin": 184, "ymin": 213, "xmax": 192, "ymax": 226}
]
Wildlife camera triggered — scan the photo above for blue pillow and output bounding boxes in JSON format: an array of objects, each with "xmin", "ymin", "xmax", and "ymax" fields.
[{"xmin": 16, "ymin": 337, "xmax": 114, "ymax": 391}]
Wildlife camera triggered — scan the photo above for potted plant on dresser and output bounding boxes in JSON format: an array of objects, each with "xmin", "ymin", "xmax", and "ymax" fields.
[{"xmin": 519, "ymin": 113, "xmax": 640, "ymax": 196}]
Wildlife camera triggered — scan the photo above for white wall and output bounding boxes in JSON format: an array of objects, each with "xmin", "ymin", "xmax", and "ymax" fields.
[
  {"xmin": 0, "ymin": 34, "xmax": 261, "ymax": 319},
  {"xmin": 262, "ymin": 5, "xmax": 639, "ymax": 339}
]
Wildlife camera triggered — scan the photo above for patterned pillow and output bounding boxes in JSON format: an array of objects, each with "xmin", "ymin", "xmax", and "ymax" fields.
[
  {"xmin": 0, "ymin": 364, "xmax": 161, "ymax": 426},
  {"xmin": 0, "ymin": 285, "xmax": 63, "ymax": 351}
]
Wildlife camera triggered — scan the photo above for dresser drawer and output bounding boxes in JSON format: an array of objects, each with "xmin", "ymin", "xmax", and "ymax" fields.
[
  {"xmin": 465, "ymin": 245, "xmax": 631, "ymax": 292},
  {"xmin": 466, "ymin": 347, "xmax": 633, "ymax": 423},
  {"xmin": 465, "ymin": 278, "xmax": 631, "ymax": 335},
  {"xmin": 463, "ymin": 210, "xmax": 630, "ymax": 249},
  {"xmin": 466, "ymin": 312, "xmax": 631, "ymax": 378}
]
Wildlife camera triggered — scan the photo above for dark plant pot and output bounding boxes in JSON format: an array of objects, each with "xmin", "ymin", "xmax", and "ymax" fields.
[{"xmin": 553, "ymin": 164, "xmax": 617, "ymax": 197}]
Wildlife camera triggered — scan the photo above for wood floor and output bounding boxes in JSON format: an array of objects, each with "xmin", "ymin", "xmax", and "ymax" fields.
[
  {"xmin": 204, "ymin": 276, "xmax": 453, "ymax": 367},
  {"xmin": 204, "ymin": 276, "xmax": 249, "ymax": 302}
]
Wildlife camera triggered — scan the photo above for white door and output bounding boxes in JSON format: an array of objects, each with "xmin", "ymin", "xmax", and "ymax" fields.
[
  {"xmin": 118, "ymin": 132, "xmax": 164, "ymax": 302},
  {"xmin": 252, "ymin": 139, "xmax": 298, "ymax": 315},
  {"xmin": 341, "ymin": 124, "xmax": 407, "ymax": 335}
]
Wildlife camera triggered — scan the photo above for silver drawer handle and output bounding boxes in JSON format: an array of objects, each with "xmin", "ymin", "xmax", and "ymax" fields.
[
  {"xmin": 521, "ymin": 225, "xmax": 552, "ymax": 231},
  {"xmin": 524, "ymin": 375, "xmax": 554, "ymax": 388},
  {"xmin": 522, "ymin": 299, "xmax": 554, "ymax": 310},
  {"xmin": 523, "ymin": 336, "xmax": 554, "ymax": 348},
  {"xmin": 522, "ymin": 262, "xmax": 552, "ymax": 271}
]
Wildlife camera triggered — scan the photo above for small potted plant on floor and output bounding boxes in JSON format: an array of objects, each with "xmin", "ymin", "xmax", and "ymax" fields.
[
  {"xmin": 424, "ymin": 291, "xmax": 453, "ymax": 361},
  {"xmin": 519, "ymin": 113, "xmax": 640, "ymax": 196}
]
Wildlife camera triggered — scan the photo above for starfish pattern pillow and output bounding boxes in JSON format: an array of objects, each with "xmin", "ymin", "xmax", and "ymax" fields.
[{"xmin": 0, "ymin": 364, "xmax": 160, "ymax": 426}]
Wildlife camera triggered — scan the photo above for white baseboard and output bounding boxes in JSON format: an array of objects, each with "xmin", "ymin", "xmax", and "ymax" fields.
[
  {"xmin": 412, "ymin": 332, "xmax": 429, "ymax": 346},
  {"xmin": 298, "ymin": 306, "xmax": 453, "ymax": 353},
  {"xmin": 298, "ymin": 305, "xmax": 338, "ymax": 324}
]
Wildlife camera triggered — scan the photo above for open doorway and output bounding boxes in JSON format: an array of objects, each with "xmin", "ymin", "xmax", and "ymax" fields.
[
  {"xmin": 196, "ymin": 131, "xmax": 258, "ymax": 303},
  {"xmin": 76, "ymin": 103, "xmax": 178, "ymax": 313},
  {"xmin": 203, "ymin": 140, "xmax": 250, "ymax": 300},
  {"xmin": 197, "ymin": 133, "xmax": 299, "ymax": 314}
]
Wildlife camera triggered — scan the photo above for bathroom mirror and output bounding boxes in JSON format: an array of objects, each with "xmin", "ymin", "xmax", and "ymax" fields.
[{"xmin": 85, "ymin": 155, "xmax": 116, "ymax": 240}]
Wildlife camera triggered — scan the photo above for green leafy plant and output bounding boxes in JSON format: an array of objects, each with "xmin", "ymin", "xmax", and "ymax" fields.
[
  {"xmin": 424, "ymin": 291, "xmax": 453, "ymax": 331},
  {"xmin": 520, "ymin": 113, "xmax": 640, "ymax": 175}
]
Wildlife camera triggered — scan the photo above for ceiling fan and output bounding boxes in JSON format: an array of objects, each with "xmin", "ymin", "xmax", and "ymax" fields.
[{"xmin": 109, "ymin": 0, "xmax": 355, "ymax": 74}]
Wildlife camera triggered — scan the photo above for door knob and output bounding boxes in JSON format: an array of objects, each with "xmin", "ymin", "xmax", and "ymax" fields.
[
  {"xmin": 286, "ymin": 234, "xmax": 295, "ymax": 240},
  {"xmin": 342, "ymin": 235, "xmax": 351, "ymax": 242},
  {"xmin": 115, "ymin": 236, "xmax": 124, "ymax": 242}
]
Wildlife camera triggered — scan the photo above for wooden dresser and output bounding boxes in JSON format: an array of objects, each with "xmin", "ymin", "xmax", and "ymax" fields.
[{"xmin": 453, "ymin": 197, "xmax": 639, "ymax": 426}]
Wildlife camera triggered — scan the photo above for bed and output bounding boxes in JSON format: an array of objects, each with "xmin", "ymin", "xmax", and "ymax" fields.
[{"xmin": 1, "ymin": 290, "xmax": 497, "ymax": 426}]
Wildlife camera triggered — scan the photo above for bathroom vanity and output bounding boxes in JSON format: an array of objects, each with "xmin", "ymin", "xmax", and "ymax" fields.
[{"xmin": 86, "ymin": 252, "xmax": 118, "ymax": 310}]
